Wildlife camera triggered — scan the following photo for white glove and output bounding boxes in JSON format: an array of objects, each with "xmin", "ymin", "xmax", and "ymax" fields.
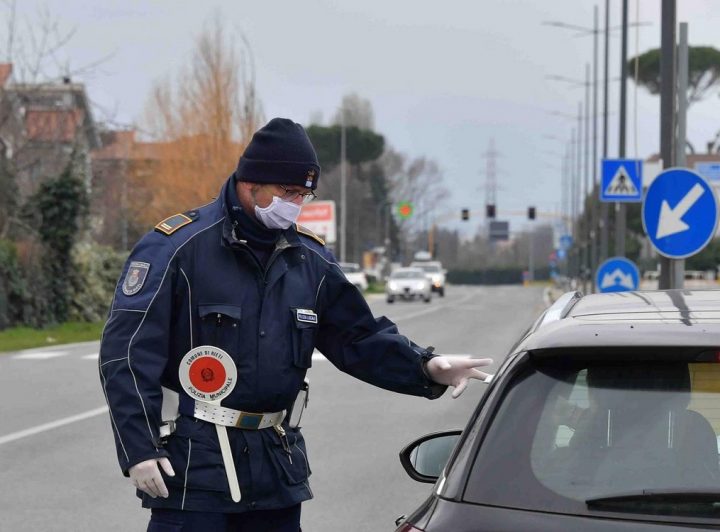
[
  {"xmin": 129, "ymin": 457, "xmax": 175, "ymax": 498},
  {"xmin": 426, "ymin": 356, "xmax": 494, "ymax": 398}
]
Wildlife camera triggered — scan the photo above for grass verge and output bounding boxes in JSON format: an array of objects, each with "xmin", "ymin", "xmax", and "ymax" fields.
[
  {"xmin": 0, "ymin": 321, "xmax": 104, "ymax": 353},
  {"xmin": 365, "ymin": 281, "xmax": 386, "ymax": 294}
]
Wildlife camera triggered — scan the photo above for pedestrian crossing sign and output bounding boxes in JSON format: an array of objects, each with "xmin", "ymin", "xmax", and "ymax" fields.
[{"xmin": 601, "ymin": 159, "xmax": 643, "ymax": 202}]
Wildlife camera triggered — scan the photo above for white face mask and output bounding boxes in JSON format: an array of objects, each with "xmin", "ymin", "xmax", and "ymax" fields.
[{"xmin": 254, "ymin": 196, "xmax": 302, "ymax": 230}]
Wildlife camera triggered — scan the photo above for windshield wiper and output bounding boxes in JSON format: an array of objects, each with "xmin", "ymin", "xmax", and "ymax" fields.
[{"xmin": 587, "ymin": 488, "xmax": 720, "ymax": 506}]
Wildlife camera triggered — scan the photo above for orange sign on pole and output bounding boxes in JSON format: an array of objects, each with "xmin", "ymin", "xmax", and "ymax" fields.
[{"xmin": 297, "ymin": 200, "xmax": 337, "ymax": 244}]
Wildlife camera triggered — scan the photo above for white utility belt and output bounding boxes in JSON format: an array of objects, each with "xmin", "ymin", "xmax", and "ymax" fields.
[{"xmin": 192, "ymin": 401, "xmax": 286, "ymax": 430}]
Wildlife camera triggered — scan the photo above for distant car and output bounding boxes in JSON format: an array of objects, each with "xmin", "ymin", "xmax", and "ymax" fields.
[
  {"xmin": 386, "ymin": 268, "xmax": 431, "ymax": 303},
  {"xmin": 339, "ymin": 262, "xmax": 368, "ymax": 291},
  {"xmin": 409, "ymin": 261, "xmax": 446, "ymax": 297},
  {"xmin": 396, "ymin": 289, "xmax": 720, "ymax": 531}
]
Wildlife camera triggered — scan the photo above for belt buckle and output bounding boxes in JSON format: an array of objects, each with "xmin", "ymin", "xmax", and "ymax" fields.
[{"xmin": 236, "ymin": 412, "xmax": 263, "ymax": 429}]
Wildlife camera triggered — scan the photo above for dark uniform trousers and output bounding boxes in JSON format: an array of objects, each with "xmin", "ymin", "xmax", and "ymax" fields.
[{"xmin": 148, "ymin": 505, "xmax": 301, "ymax": 532}]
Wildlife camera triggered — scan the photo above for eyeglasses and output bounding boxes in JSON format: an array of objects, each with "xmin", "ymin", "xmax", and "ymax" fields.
[{"xmin": 277, "ymin": 184, "xmax": 317, "ymax": 204}]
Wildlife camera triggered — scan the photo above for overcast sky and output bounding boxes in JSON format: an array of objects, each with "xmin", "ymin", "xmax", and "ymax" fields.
[{"xmin": 6, "ymin": 0, "xmax": 720, "ymax": 238}]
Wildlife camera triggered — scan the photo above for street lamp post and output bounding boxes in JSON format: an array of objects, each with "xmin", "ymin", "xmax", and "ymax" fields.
[
  {"xmin": 601, "ymin": 0, "xmax": 610, "ymax": 261},
  {"xmin": 544, "ymin": 5, "xmax": 649, "ymax": 287},
  {"xmin": 616, "ymin": 0, "xmax": 629, "ymax": 257},
  {"xmin": 340, "ymin": 108, "xmax": 347, "ymax": 263}
]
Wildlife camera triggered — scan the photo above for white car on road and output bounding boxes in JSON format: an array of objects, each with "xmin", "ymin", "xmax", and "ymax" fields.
[
  {"xmin": 339, "ymin": 262, "xmax": 368, "ymax": 291},
  {"xmin": 409, "ymin": 261, "xmax": 446, "ymax": 297},
  {"xmin": 386, "ymin": 267, "xmax": 432, "ymax": 303}
]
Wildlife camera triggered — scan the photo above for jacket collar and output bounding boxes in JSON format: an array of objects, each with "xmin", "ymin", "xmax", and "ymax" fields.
[{"xmin": 219, "ymin": 175, "xmax": 302, "ymax": 251}]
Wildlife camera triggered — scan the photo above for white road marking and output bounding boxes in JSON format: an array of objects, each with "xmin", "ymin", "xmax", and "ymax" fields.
[
  {"xmin": 82, "ymin": 353, "xmax": 99, "ymax": 360},
  {"xmin": 392, "ymin": 290, "xmax": 477, "ymax": 323},
  {"xmin": 0, "ymin": 406, "xmax": 109, "ymax": 446},
  {"xmin": 13, "ymin": 350, "xmax": 69, "ymax": 360}
]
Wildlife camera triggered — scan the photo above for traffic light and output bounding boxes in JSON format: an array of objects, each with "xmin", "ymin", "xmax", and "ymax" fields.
[
  {"xmin": 461, "ymin": 208, "xmax": 469, "ymax": 221},
  {"xmin": 528, "ymin": 206, "xmax": 536, "ymax": 220},
  {"xmin": 485, "ymin": 204, "xmax": 496, "ymax": 219}
]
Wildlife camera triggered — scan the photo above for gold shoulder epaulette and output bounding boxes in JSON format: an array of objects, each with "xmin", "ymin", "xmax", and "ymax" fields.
[
  {"xmin": 154, "ymin": 212, "xmax": 196, "ymax": 235},
  {"xmin": 296, "ymin": 224, "xmax": 325, "ymax": 246}
]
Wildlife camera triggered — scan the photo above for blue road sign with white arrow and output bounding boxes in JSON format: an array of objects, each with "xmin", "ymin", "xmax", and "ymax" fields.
[
  {"xmin": 642, "ymin": 168, "xmax": 719, "ymax": 259},
  {"xmin": 601, "ymin": 159, "xmax": 643, "ymax": 202},
  {"xmin": 596, "ymin": 257, "xmax": 640, "ymax": 293}
]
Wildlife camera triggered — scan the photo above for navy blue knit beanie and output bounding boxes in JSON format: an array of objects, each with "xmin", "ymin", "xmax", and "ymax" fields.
[{"xmin": 236, "ymin": 118, "xmax": 320, "ymax": 190}]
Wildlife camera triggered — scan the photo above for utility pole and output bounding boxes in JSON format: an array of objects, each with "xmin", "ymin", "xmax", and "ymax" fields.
[
  {"xmin": 484, "ymin": 139, "xmax": 498, "ymax": 214},
  {"xmin": 600, "ymin": 0, "xmax": 610, "ymax": 261},
  {"xmin": 528, "ymin": 222, "xmax": 535, "ymax": 283},
  {"xmin": 591, "ymin": 5, "xmax": 600, "ymax": 291},
  {"xmin": 576, "ymin": 103, "xmax": 583, "ymax": 279},
  {"xmin": 615, "ymin": 0, "xmax": 629, "ymax": 257},
  {"xmin": 673, "ymin": 22, "xmax": 688, "ymax": 286},
  {"xmin": 340, "ymin": 108, "xmax": 347, "ymax": 263},
  {"xmin": 658, "ymin": 0, "xmax": 677, "ymax": 289},
  {"xmin": 483, "ymin": 139, "xmax": 499, "ymax": 248},
  {"xmin": 584, "ymin": 63, "xmax": 591, "ymax": 291}
]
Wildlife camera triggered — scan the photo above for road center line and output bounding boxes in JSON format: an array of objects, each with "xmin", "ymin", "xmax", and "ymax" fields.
[
  {"xmin": 393, "ymin": 290, "xmax": 478, "ymax": 323},
  {"xmin": 0, "ymin": 405, "xmax": 109, "ymax": 446},
  {"xmin": 13, "ymin": 350, "xmax": 69, "ymax": 360}
]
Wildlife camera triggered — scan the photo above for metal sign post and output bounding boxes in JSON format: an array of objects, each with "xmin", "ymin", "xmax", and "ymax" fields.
[{"xmin": 658, "ymin": 0, "xmax": 677, "ymax": 288}]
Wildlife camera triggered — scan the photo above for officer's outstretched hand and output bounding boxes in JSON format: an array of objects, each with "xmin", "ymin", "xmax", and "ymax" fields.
[
  {"xmin": 426, "ymin": 356, "xmax": 494, "ymax": 399},
  {"xmin": 129, "ymin": 457, "xmax": 175, "ymax": 498}
]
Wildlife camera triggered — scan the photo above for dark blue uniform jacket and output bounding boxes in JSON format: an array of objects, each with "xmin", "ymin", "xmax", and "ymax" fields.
[{"xmin": 99, "ymin": 177, "xmax": 444, "ymax": 513}]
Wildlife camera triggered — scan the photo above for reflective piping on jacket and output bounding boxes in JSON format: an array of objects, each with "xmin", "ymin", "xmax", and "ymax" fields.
[
  {"xmin": 303, "ymin": 245, "xmax": 341, "ymax": 270},
  {"xmin": 181, "ymin": 438, "xmax": 192, "ymax": 510},
  {"xmin": 99, "ymin": 365, "xmax": 130, "ymax": 461},
  {"xmin": 125, "ymin": 218, "xmax": 225, "ymax": 448},
  {"xmin": 100, "ymin": 356, "xmax": 128, "ymax": 367},
  {"xmin": 294, "ymin": 442, "xmax": 313, "ymax": 498},
  {"xmin": 304, "ymin": 246, "xmax": 351, "ymax": 296},
  {"xmin": 314, "ymin": 275, "xmax": 326, "ymax": 308},
  {"xmin": 99, "ymin": 280, "xmax": 129, "ymax": 461},
  {"xmin": 180, "ymin": 268, "xmax": 193, "ymax": 348}
]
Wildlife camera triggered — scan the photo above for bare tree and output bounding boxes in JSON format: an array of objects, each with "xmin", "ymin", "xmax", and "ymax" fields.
[
  {"xmin": 138, "ymin": 16, "xmax": 263, "ymax": 224},
  {"xmin": 0, "ymin": 0, "xmax": 103, "ymax": 238},
  {"xmin": 382, "ymin": 148, "xmax": 449, "ymax": 231}
]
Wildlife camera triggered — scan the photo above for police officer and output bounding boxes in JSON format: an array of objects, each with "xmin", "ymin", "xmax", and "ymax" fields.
[{"xmin": 99, "ymin": 118, "xmax": 491, "ymax": 531}]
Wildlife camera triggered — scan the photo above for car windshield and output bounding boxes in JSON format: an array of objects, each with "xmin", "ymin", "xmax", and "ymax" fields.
[
  {"xmin": 340, "ymin": 264, "xmax": 360, "ymax": 273},
  {"xmin": 464, "ymin": 352, "xmax": 720, "ymax": 521},
  {"xmin": 413, "ymin": 264, "xmax": 441, "ymax": 273},
  {"xmin": 391, "ymin": 270, "xmax": 425, "ymax": 279}
]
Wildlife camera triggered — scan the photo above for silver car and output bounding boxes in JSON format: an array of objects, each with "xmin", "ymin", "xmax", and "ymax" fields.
[{"xmin": 386, "ymin": 267, "xmax": 432, "ymax": 303}]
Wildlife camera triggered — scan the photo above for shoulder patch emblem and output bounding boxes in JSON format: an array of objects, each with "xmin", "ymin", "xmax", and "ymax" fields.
[
  {"xmin": 295, "ymin": 224, "xmax": 325, "ymax": 246},
  {"xmin": 155, "ymin": 213, "xmax": 195, "ymax": 235},
  {"xmin": 122, "ymin": 261, "xmax": 150, "ymax": 296}
]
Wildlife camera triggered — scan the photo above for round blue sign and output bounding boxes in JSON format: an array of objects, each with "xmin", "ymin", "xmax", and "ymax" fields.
[
  {"xmin": 595, "ymin": 257, "xmax": 640, "ymax": 293},
  {"xmin": 642, "ymin": 168, "xmax": 719, "ymax": 259}
]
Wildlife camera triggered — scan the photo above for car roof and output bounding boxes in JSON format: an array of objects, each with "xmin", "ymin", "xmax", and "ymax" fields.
[
  {"xmin": 518, "ymin": 289, "xmax": 720, "ymax": 351},
  {"xmin": 392, "ymin": 267, "xmax": 425, "ymax": 274},
  {"xmin": 410, "ymin": 261, "xmax": 442, "ymax": 266}
]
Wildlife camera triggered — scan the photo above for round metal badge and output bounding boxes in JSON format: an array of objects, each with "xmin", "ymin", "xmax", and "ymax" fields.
[{"xmin": 179, "ymin": 345, "xmax": 237, "ymax": 403}]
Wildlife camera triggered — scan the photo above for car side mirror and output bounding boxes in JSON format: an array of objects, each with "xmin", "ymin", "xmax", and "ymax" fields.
[{"xmin": 399, "ymin": 430, "xmax": 462, "ymax": 483}]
